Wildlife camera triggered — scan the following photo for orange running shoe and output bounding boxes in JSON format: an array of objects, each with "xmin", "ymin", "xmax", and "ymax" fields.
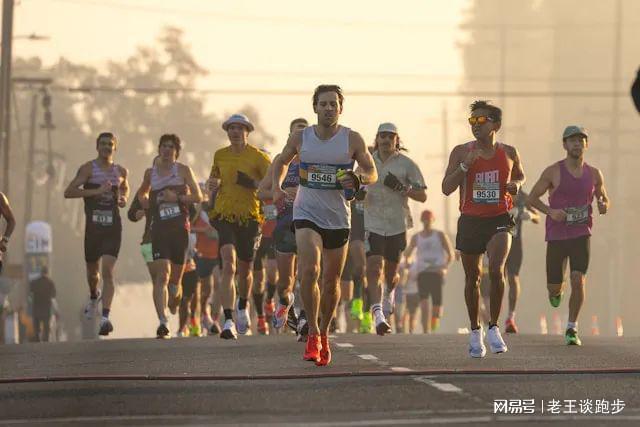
[
  {"xmin": 303, "ymin": 334, "xmax": 321, "ymax": 362},
  {"xmin": 505, "ymin": 318, "xmax": 519, "ymax": 334},
  {"xmin": 264, "ymin": 299, "xmax": 275, "ymax": 321},
  {"xmin": 316, "ymin": 334, "xmax": 331, "ymax": 366},
  {"xmin": 257, "ymin": 316, "xmax": 269, "ymax": 335}
]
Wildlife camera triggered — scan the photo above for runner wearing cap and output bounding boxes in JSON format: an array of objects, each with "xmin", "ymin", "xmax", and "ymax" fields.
[
  {"xmin": 64, "ymin": 132, "xmax": 129, "ymax": 337},
  {"xmin": 404, "ymin": 209, "xmax": 454, "ymax": 333},
  {"xmin": 365, "ymin": 122, "xmax": 427, "ymax": 335},
  {"xmin": 207, "ymin": 113, "xmax": 271, "ymax": 339},
  {"xmin": 272, "ymin": 85, "xmax": 378, "ymax": 366},
  {"xmin": 0, "ymin": 192, "xmax": 15, "ymax": 275},
  {"xmin": 442, "ymin": 100, "xmax": 525, "ymax": 358},
  {"xmin": 504, "ymin": 190, "xmax": 540, "ymax": 333},
  {"xmin": 137, "ymin": 134, "xmax": 203, "ymax": 338},
  {"xmin": 257, "ymin": 118, "xmax": 308, "ymax": 336},
  {"xmin": 527, "ymin": 125, "xmax": 609, "ymax": 346}
]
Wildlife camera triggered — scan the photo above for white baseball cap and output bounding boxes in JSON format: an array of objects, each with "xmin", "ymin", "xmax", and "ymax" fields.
[
  {"xmin": 222, "ymin": 114, "xmax": 254, "ymax": 132},
  {"xmin": 377, "ymin": 122, "xmax": 398, "ymax": 135}
]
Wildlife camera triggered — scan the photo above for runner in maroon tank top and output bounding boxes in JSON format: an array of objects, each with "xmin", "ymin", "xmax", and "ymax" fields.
[
  {"xmin": 527, "ymin": 125, "xmax": 610, "ymax": 346},
  {"xmin": 442, "ymin": 100, "xmax": 525, "ymax": 358}
]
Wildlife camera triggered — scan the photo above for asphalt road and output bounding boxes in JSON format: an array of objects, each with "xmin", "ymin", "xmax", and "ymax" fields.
[{"xmin": 1, "ymin": 333, "xmax": 639, "ymax": 425}]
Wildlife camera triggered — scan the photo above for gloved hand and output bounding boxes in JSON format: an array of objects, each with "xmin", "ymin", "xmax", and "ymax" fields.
[
  {"xmin": 236, "ymin": 171, "xmax": 257, "ymax": 189},
  {"xmin": 383, "ymin": 172, "xmax": 406, "ymax": 192}
]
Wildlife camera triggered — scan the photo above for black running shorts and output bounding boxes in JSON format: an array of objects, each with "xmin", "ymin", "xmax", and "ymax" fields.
[
  {"xmin": 211, "ymin": 217, "xmax": 260, "ymax": 263},
  {"xmin": 456, "ymin": 213, "xmax": 515, "ymax": 255},
  {"xmin": 367, "ymin": 231, "xmax": 407, "ymax": 263},
  {"xmin": 293, "ymin": 220, "xmax": 350, "ymax": 250},
  {"xmin": 274, "ymin": 225, "xmax": 297, "ymax": 254},
  {"xmin": 152, "ymin": 227, "xmax": 189, "ymax": 265},
  {"xmin": 417, "ymin": 271, "xmax": 444, "ymax": 306},
  {"xmin": 546, "ymin": 235, "xmax": 590, "ymax": 284},
  {"xmin": 181, "ymin": 269, "xmax": 199, "ymax": 300},
  {"xmin": 84, "ymin": 225, "xmax": 122, "ymax": 263}
]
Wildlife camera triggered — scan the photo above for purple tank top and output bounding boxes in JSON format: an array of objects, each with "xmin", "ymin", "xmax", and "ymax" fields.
[{"xmin": 545, "ymin": 160, "xmax": 594, "ymax": 241}]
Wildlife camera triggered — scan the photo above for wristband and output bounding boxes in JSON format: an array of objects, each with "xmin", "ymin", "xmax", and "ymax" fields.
[{"xmin": 459, "ymin": 162, "xmax": 469, "ymax": 173}]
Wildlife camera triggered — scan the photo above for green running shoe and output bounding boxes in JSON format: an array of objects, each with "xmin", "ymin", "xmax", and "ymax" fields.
[
  {"xmin": 549, "ymin": 292, "xmax": 563, "ymax": 308},
  {"xmin": 350, "ymin": 298, "xmax": 364, "ymax": 321},
  {"xmin": 360, "ymin": 312, "xmax": 372, "ymax": 334},
  {"xmin": 565, "ymin": 328, "xmax": 582, "ymax": 346}
]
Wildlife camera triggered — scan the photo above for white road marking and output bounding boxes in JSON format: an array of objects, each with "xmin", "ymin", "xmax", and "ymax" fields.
[
  {"xmin": 390, "ymin": 367, "xmax": 412, "ymax": 372},
  {"xmin": 335, "ymin": 343, "xmax": 354, "ymax": 348},
  {"xmin": 412, "ymin": 375, "xmax": 463, "ymax": 394},
  {"xmin": 358, "ymin": 354, "xmax": 378, "ymax": 360}
]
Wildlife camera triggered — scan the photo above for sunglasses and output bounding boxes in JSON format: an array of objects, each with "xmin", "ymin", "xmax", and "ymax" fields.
[{"xmin": 468, "ymin": 116, "xmax": 494, "ymax": 126}]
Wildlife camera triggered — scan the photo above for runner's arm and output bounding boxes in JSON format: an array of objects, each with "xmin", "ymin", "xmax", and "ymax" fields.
[
  {"xmin": 118, "ymin": 166, "xmax": 130, "ymax": 203},
  {"xmin": 351, "ymin": 131, "xmax": 377, "ymax": 185},
  {"xmin": 0, "ymin": 192, "xmax": 16, "ymax": 240},
  {"xmin": 64, "ymin": 163, "xmax": 102, "ymax": 198},
  {"xmin": 136, "ymin": 168, "xmax": 152, "ymax": 205},
  {"xmin": 439, "ymin": 231, "xmax": 455, "ymax": 268},
  {"xmin": 257, "ymin": 158, "xmax": 276, "ymax": 200},
  {"xmin": 505, "ymin": 145, "xmax": 526, "ymax": 194},
  {"xmin": 273, "ymin": 131, "xmax": 300, "ymax": 190},
  {"xmin": 180, "ymin": 165, "xmax": 203, "ymax": 204},
  {"xmin": 403, "ymin": 234, "xmax": 417, "ymax": 262},
  {"xmin": 441, "ymin": 146, "xmax": 465, "ymax": 196},
  {"xmin": 593, "ymin": 167, "xmax": 610, "ymax": 214},
  {"xmin": 526, "ymin": 166, "xmax": 553, "ymax": 215},
  {"xmin": 405, "ymin": 161, "xmax": 427, "ymax": 202}
]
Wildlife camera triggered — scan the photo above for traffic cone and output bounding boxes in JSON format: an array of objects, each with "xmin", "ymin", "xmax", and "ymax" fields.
[
  {"xmin": 539, "ymin": 314, "xmax": 548, "ymax": 335},
  {"xmin": 552, "ymin": 313, "xmax": 562, "ymax": 335},
  {"xmin": 616, "ymin": 316, "xmax": 624, "ymax": 337},
  {"xmin": 591, "ymin": 315, "xmax": 600, "ymax": 336}
]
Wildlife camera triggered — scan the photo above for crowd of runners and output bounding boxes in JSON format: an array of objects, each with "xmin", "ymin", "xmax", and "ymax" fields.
[{"xmin": 0, "ymin": 83, "xmax": 608, "ymax": 365}]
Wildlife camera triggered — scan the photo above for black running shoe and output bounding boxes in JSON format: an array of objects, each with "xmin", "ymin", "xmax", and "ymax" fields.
[
  {"xmin": 156, "ymin": 323, "xmax": 170, "ymax": 339},
  {"xmin": 286, "ymin": 308, "xmax": 298, "ymax": 331},
  {"xmin": 220, "ymin": 328, "xmax": 237, "ymax": 340},
  {"xmin": 375, "ymin": 320, "xmax": 391, "ymax": 336},
  {"xmin": 98, "ymin": 319, "xmax": 113, "ymax": 336},
  {"xmin": 210, "ymin": 322, "xmax": 221, "ymax": 335}
]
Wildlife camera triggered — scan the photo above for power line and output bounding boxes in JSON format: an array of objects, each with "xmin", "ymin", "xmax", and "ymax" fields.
[{"xmin": 12, "ymin": 84, "xmax": 631, "ymax": 98}]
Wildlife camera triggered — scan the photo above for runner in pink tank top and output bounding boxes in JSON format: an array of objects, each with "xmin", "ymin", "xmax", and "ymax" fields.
[{"xmin": 528, "ymin": 125, "xmax": 610, "ymax": 347}]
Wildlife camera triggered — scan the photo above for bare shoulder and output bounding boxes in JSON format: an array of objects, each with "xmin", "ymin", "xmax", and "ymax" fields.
[
  {"xmin": 501, "ymin": 144, "xmax": 520, "ymax": 160},
  {"xmin": 117, "ymin": 164, "xmax": 129, "ymax": 177},
  {"xmin": 0, "ymin": 191, "xmax": 7, "ymax": 206},
  {"xmin": 348, "ymin": 129, "xmax": 367, "ymax": 147},
  {"xmin": 589, "ymin": 164, "xmax": 604, "ymax": 181},
  {"xmin": 449, "ymin": 143, "xmax": 469, "ymax": 160}
]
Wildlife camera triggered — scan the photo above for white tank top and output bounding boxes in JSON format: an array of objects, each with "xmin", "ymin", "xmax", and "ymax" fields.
[
  {"xmin": 414, "ymin": 231, "xmax": 446, "ymax": 272},
  {"xmin": 293, "ymin": 125, "xmax": 353, "ymax": 229}
]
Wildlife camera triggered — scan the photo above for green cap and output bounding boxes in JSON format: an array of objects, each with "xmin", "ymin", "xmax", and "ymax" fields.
[{"xmin": 562, "ymin": 125, "xmax": 588, "ymax": 140}]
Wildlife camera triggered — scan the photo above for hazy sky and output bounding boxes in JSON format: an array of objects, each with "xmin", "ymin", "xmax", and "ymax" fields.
[{"xmin": 15, "ymin": 0, "xmax": 472, "ymax": 223}]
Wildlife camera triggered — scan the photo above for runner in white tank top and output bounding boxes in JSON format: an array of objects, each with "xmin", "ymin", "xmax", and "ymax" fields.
[
  {"xmin": 271, "ymin": 85, "xmax": 378, "ymax": 366},
  {"xmin": 404, "ymin": 210, "xmax": 454, "ymax": 334}
]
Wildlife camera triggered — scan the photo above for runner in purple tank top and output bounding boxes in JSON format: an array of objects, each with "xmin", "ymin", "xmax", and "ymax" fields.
[{"xmin": 527, "ymin": 125, "xmax": 610, "ymax": 346}]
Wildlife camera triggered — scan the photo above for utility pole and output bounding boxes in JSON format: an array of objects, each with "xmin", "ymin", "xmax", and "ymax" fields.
[
  {"xmin": 441, "ymin": 102, "xmax": 451, "ymax": 236},
  {"xmin": 24, "ymin": 92, "xmax": 37, "ymax": 226},
  {"xmin": 0, "ymin": 0, "xmax": 15, "ymax": 194}
]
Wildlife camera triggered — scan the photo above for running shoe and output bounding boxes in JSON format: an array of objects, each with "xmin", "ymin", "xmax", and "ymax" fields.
[
  {"xmin": 210, "ymin": 321, "xmax": 221, "ymax": 335},
  {"xmin": 273, "ymin": 294, "xmax": 294, "ymax": 330},
  {"xmin": 297, "ymin": 316, "xmax": 308, "ymax": 342},
  {"xmin": 156, "ymin": 323, "xmax": 170, "ymax": 339},
  {"xmin": 98, "ymin": 318, "xmax": 113, "ymax": 336},
  {"xmin": 316, "ymin": 334, "xmax": 331, "ymax": 366},
  {"xmin": 83, "ymin": 292, "xmax": 101, "ymax": 320},
  {"xmin": 189, "ymin": 319, "xmax": 202, "ymax": 337},
  {"xmin": 201, "ymin": 314, "xmax": 213, "ymax": 334},
  {"xmin": 220, "ymin": 319, "xmax": 237, "ymax": 340},
  {"xmin": 360, "ymin": 312, "xmax": 372, "ymax": 334},
  {"xmin": 350, "ymin": 298, "xmax": 364, "ymax": 321},
  {"xmin": 286, "ymin": 306, "xmax": 298, "ymax": 331},
  {"xmin": 236, "ymin": 308, "xmax": 251, "ymax": 335},
  {"xmin": 177, "ymin": 328, "xmax": 186, "ymax": 338},
  {"xmin": 565, "ymin": 328, "xmax": 582, "ymax": 346},
  {"xmin": 303, "ymin": 334, "xmax": 321, "ymax": 362},
  {"xmin": 469, "ymin": 326, "xmax": 486, "ymax": 358},
  {"xmin": 257, "ymin": 316, "xmax": 269, "ymax": 335},
  {"xmin": 168, "ymin": 284, "xmax": 182, "ymax": 315},
  {"xmin": 264, "ymin": 299, "xmax": 275, "ymax": 321},
  {"xmin": 549, "ymin": 292, "xmax": 563, "ymax": 308},
  {"xmin": 375, "ymin": 316, "xmax": 391, "ymax": 336},
  {"xmin": 431, "ymin": 317, "xmax": 441, "ymax": 332},
  {"xmin": 487, "ymin": 325, "xmax": 508, "ymax": 353},
  {"xmin": 505, "ymin": 318, "xmax": 518, "ymax": 334},
  {"xmin": 382, "ymin": 288, "xmax": 395, "ymax": 318}
]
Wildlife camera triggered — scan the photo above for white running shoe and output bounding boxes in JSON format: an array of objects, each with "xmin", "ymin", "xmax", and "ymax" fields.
[
  {"xmin": 83, "ymin": 293, "xmax": 101, "ymax": 320},
  {"xmin": 273, "ymin": 293, "xmax": 294, "ymax": 330},
  {"xmin": 382, "ymin": 288, "xmax": 395, "ymax": 318},
  {"xmin": 236, "ymin": 308, "xmax": 251, "ymax": 335},
  {"xmin": 220, "ymin": 319, "xmax": 237, "ymax": 340},
  {"xmin": 487, "ymin": 325, "xmax": 508, "ymax": 353},
  {"xmin": 469, "ymin": 326, "xmax": 487, "ymax": 358},
  {"xmin": 201, "ymin": 315, "xmax": 213, "ymax": 334}
]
